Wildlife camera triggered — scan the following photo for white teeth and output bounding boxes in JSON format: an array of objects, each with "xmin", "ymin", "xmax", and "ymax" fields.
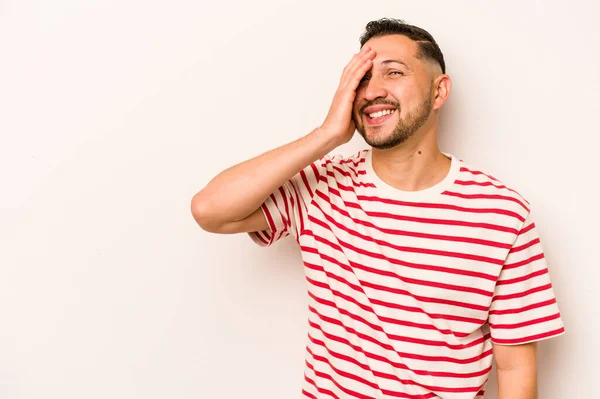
[{"xmin": 368, "ymin": 109, "xmax": 395, "ymax": 119}]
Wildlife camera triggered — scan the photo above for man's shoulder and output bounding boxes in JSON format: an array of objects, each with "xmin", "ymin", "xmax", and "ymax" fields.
[
  {"xmin": 319, "ymin": 149, "xmax": 368, "ymax": 165},
  {"xmin": 453, "ymin": 156, "xmax": 531, "ymax": 215},
  {"xmin": 316, "ymin": 149, "xmax": 370, "ymax": 172}
]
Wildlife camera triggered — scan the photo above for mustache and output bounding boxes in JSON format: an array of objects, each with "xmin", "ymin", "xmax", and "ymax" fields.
[{"xmin": 359, "ymin": 99, "xmax": 399, "ymax": 114}]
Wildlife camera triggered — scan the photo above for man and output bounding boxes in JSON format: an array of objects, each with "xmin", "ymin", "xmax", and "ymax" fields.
[{"xmin": 191, "ymin": 18, "xmax": 564, "ymax": 399}]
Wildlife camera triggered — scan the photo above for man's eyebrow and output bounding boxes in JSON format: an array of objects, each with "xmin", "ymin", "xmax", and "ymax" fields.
[{"xmin": 380, "ymin": 59, "xmax": 411, "ymax": 69}]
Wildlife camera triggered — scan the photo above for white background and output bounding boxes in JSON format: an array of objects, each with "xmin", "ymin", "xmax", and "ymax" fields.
[{"xmin": 1, "ymin": 1, "xmax": 598, "ymax": 398}]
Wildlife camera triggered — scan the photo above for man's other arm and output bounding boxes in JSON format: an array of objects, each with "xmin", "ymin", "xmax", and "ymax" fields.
[{"xmin": 494, "ymin": 342, "xmax": 538, "ymax": 399}]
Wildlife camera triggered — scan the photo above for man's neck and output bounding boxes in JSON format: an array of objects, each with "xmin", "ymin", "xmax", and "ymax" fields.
[{"xmin": 370, "ymin": 128, "xmax": 451, "ymax": 193}]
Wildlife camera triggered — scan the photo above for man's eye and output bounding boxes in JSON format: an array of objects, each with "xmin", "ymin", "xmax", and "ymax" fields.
[
  {"xmin": 359, "ymin": 76, "xmax": 371, "ymax": 84},
  {"xmin": 390, "ymin": 71, "xmax": 403, "ymax": 76}
]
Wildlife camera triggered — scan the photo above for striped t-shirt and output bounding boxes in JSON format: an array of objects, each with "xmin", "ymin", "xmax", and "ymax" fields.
[{"xmin": 248, "ymin": 149, "xmax": 565, "ymax": 399}]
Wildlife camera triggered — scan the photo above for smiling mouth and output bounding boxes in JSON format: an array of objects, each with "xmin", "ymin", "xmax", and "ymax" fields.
[{"xmin": 364, "ymin": 109, "xmax": 397, "ymax": 125}]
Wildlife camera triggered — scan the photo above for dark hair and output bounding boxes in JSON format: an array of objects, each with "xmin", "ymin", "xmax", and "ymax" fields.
[{"xmin": 359, "ymin": 18, "xmax": 446, "ymax": 74}]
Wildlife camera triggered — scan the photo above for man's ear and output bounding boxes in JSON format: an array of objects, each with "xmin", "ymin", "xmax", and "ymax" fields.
[{"xmin": 432, "ymin": 73, "xmax": 452, "ymax": 110}]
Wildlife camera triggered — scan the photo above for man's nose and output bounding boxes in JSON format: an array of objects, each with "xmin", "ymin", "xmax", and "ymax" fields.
[{"xmin": 363, "ymin": 76, "xmax": 387, "ymax": 101}]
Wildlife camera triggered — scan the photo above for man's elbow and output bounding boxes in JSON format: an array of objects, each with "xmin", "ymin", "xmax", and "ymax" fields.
[{"xmin": 190, "ymin": 193, "xmax": 221, "ymax": 232}]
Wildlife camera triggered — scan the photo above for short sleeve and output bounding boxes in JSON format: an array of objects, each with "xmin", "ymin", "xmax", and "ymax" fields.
[
  {"xmin": 247, "ymin": 158, "xmax": 328, "ymax": 247},
  {"xmin": 488, "ymin": 211, "xmax": 565, "ymax": 345}
]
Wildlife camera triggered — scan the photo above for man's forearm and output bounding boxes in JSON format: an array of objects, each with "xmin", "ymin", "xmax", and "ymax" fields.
[
  {"xmin": 497, "ymin": 366, "xmax": 538, "ymax": 399},
  {"xmin": 191, "ymin": 128, "xmax": 339, "ymax": 229}
]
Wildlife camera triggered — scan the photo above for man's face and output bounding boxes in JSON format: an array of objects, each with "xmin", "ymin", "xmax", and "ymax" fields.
[{"xmin": 352, "ymin": 34, "xmax": 437, "ymax": 149}]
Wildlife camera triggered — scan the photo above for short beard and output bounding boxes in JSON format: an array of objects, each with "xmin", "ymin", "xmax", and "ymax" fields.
[{"xmin": 354, "ymin": 95, "xmax": 433, "ymax": 150}]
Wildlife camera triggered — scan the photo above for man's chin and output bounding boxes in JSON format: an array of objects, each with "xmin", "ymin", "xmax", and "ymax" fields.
[
  {"xmin": 367, "ymin": 140, "xmax": 401, "ymax": 150},
  {"xmin": 362, "ymin": 129, "xmax": 411, "ymax": 150},
  {"xmin": 362, "ymin": 128, "xmax": 392, "ymax": 144}
]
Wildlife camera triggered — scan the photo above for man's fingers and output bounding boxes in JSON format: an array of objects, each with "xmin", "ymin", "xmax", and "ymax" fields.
[
  {"xmin": 341, "ymin": 52, "xmax": 375, "ymax": 90},
  {"xmin": 348, "ymin": 57, "xmax": 373, "ymax": 87},
  {"xmin": 341, "ymin": 48, "xmax": 372, "ymax": 79},
  {"xmin": 341, "ymin": 48, "xmax": 374, "ymax": 84}
]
